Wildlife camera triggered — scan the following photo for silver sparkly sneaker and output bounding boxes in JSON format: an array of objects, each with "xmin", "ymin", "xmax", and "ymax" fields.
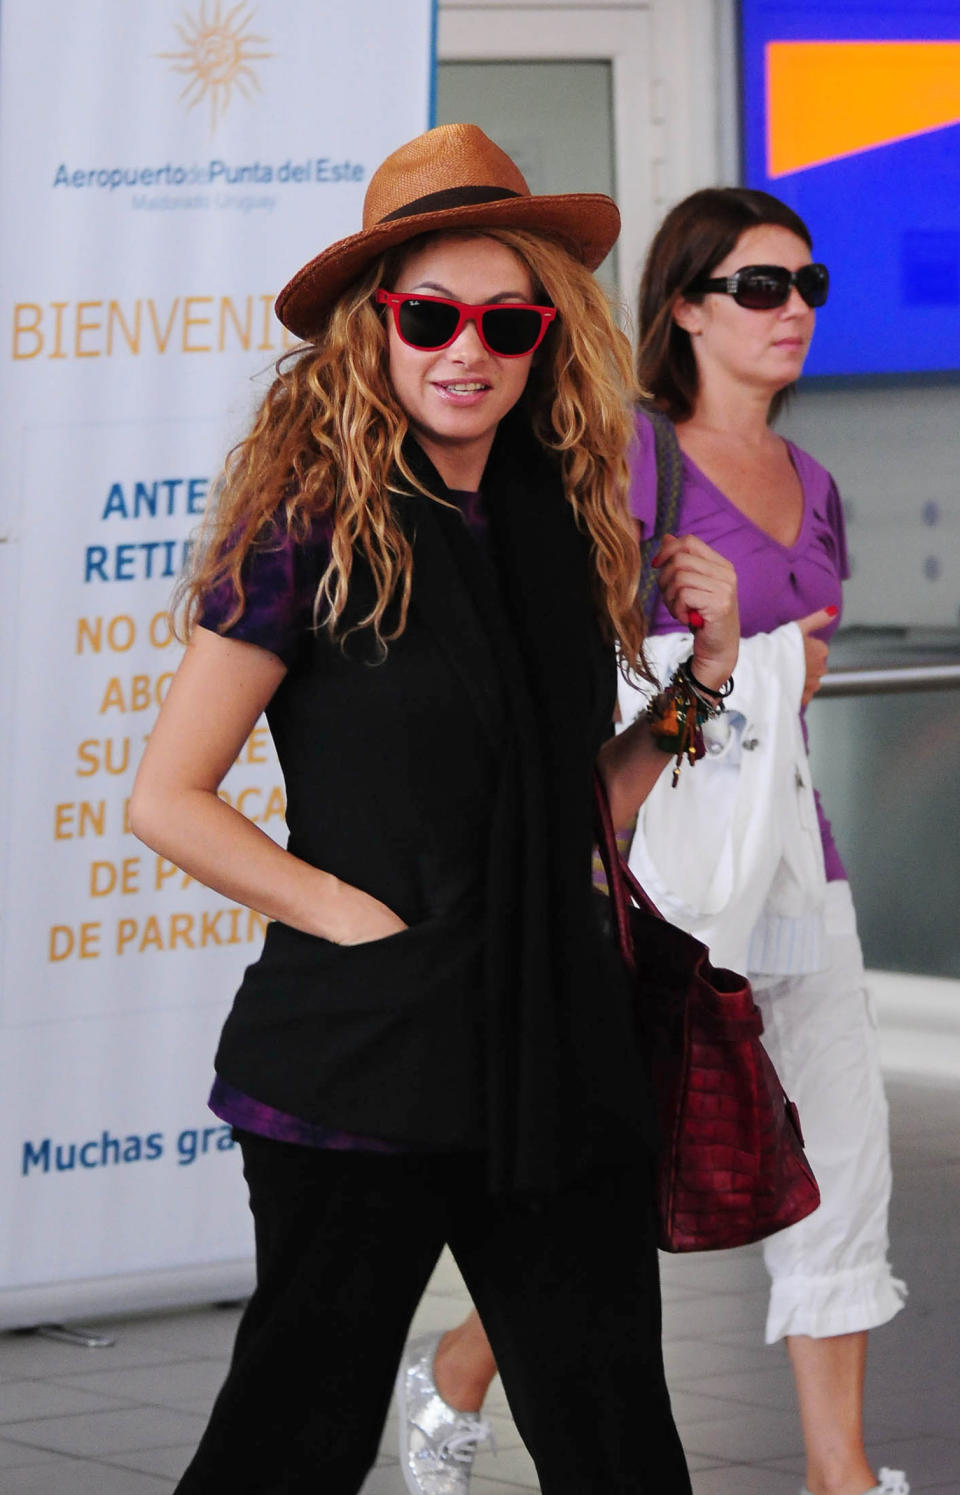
[{"xmin": 395, "ymin": 1331, "xmax": 494, "ymax": 1494}]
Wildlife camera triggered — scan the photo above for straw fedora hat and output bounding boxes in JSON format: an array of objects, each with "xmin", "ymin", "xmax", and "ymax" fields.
[{"xmin": 275, "ymin": 122, "xmax": 620, "ymax": 339}]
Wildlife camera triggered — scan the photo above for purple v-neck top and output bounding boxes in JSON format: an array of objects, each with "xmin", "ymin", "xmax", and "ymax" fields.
[{"xmin": 628, "ymin": 409, "xmax": 849, "ymax": 881}]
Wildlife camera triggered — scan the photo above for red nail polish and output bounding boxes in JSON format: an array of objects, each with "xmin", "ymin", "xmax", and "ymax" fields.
[
  {"xmin": 825, "ymin": 605, "xmax": 838, "ymax": 617},
  {"xmin": 651, "ymin": 550, "xmax": 663, "ymax": 567},
  {"xmin": 689, "ymin": 609, "xmax": 705, "ymax": 628}
]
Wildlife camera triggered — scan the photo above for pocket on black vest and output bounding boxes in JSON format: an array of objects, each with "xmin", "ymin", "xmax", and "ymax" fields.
[
  {"xmin": 213, "ymin": 908, "xmax": 486, "ymax": 1146},
  {"xmin": 234, "ymin": 910, "xmax": 478, "ymax": 1014}
]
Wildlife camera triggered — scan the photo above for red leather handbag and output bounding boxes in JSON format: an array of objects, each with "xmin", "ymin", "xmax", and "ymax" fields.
[{"xmin": 593, "ymin": 773, "xmax": 821, "ymax": 1252}]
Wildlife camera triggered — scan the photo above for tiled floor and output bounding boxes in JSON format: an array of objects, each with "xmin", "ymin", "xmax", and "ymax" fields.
[{"xmin": 0, "ymin": 1075, "xmax": 956, "ymax": 1494}]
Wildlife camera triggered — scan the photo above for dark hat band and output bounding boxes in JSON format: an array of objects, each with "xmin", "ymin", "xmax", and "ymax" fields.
[{"xmin": 379, "ymin": 184, "xmax": 522, "ymax": 224}]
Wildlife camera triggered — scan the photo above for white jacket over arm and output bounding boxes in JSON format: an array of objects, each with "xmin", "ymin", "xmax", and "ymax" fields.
[{"xmin": 618, "ymin": 625, "xmax": 827, "ymax": 974}]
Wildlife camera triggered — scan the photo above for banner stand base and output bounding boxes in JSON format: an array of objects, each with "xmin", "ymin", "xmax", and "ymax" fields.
[
  {"xmin": 0, "ymin": 1257, "xmax": 256, "ymax": 1334},
  {"xmin": 34, "ymin": 1323, "xmax": 117, "ymax": 1349}
]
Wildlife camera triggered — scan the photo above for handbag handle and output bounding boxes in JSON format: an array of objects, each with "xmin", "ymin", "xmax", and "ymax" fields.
[{"xmin": 592, "ymin": 770, "xmax": 663, "ymax": 972}]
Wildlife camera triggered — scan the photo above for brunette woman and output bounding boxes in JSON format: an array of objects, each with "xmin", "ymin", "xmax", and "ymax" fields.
[
  {"xmin": 624, "ymin": 186, "xmax": 907, "ymax": 1495},
  {"xmin": 129, "ymin": 125, "xmax": 738, "ymax": 1495}
]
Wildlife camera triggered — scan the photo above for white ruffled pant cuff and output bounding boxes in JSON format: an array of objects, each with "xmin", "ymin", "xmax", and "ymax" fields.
[{"xmin": 765, "ymin": 1261, "xmax": 908, "ymax": 1344}]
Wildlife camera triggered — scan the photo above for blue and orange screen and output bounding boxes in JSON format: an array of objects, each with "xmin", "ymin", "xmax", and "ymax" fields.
[{"xmin": 740, "ymin": 1, "xmax": 960, "ymax": 375}]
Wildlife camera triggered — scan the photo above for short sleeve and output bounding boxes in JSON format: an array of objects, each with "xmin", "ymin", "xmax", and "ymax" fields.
[
  {"xmin": 627, "ymin": 409, "xmax": 659, "ymax": 538},
  {"xmin": 825, "ymin": 476, "xmax": 851, "ymax": 583},
  {"xmin": 198, "ymin": 518, "xmax": 327, "ymax": 668}
]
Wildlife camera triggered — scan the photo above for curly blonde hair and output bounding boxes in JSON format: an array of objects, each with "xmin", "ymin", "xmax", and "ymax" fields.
[{"xmin": 179, "ymin": 227, "xmax": 647, "ymax": 670}]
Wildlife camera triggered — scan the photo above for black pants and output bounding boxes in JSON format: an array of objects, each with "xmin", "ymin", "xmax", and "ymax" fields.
[{"xmin": 175, "ymin": 1135, "xmax": 691, "ymax": 1494}]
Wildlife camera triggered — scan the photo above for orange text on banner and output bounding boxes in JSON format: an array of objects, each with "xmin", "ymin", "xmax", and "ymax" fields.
[
  {"xmin": 76, "ymin": 613, "xmax": 177, "ymax": 654},
  {"xmin": 11, "ymin": 294, "xmax": 300, "ymax": 360}
]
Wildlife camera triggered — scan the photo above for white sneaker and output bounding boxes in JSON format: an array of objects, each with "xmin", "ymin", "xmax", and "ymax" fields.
[
  {"xmin": 801, "ymin": 1471, "xmax": 909, "ymax": 1495},
  {"xmin": 395, "ymin": 1331, "xmax": 494, "ymax": 1494}
]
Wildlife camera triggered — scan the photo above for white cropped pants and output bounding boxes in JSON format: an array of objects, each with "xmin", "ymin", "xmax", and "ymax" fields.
[{"xmin": 751, "ymin": 881, "xmax": 907, "ymax": 1343}]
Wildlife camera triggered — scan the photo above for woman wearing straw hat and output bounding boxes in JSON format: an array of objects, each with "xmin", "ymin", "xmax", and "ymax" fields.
[
  {"xmin": 130, "ymin": 122, "xmax": 738, "ymax": 1494},
  {"xmin": 414, "ymin": 185, "xmax": 910, "ymax": 1495}
]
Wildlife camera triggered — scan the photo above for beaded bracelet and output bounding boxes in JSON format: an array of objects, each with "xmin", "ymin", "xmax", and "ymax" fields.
[{"xmin": 647, "ymin": 658, "xmax": 734, "ymax": 787}]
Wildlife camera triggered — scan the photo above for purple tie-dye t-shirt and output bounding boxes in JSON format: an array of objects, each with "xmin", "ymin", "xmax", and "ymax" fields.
[
  {"xmin": 202, "ymin": 489, "xmax": 486, "ymax": 1153},
  {"xmin": 629, "ymin": 409, "xmax": 849, "ymax": 881}
]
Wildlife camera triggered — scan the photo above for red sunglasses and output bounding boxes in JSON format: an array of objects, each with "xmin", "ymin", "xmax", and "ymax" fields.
[{"xmin": 376, "ymin": 289, "xmax": 556, "ymax": 358}]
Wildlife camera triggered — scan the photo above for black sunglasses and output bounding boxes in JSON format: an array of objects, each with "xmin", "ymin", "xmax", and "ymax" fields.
[
  {"xmin": 376, "ymin": 290, "xmax": 556, "ymax": 357},
  {"xmin": 685, "ymin": 262, "xmax": 829, "ymax": 310}
]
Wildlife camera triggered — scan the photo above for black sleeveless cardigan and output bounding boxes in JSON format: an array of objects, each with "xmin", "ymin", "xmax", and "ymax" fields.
[{"xmin": 214, "ymin": 413, "xmax": 653, "ymax": 1193}]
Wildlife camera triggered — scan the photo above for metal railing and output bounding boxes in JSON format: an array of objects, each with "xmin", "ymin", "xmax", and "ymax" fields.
[{"xmin": 819, "ymin": 662, "xmax": 960, "ymax": 698}]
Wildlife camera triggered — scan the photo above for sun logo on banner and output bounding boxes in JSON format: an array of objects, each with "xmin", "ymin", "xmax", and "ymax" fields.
[{"xmin": 157, "ymin": 2, "xmax": 272, "ymax": 135}]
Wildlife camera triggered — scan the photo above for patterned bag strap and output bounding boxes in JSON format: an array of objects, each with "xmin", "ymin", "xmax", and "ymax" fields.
[
  {"xmin": 635, "ymin": 404, "xmax": 683, "ymax": 619},
  {"xmin": 593, "ymin": 409, "xmax": 683, "ymax": 898}
]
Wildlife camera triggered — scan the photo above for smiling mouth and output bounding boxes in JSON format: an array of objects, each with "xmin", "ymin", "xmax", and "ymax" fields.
[{"xmin": 434, "ymin": 380, "xmax": 491, "ymax": 393}]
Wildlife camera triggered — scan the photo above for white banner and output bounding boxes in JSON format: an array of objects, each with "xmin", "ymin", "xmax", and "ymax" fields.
[{"xmin": 0, "ymin": 0, "xmax": 434, "ymax": 1326}]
